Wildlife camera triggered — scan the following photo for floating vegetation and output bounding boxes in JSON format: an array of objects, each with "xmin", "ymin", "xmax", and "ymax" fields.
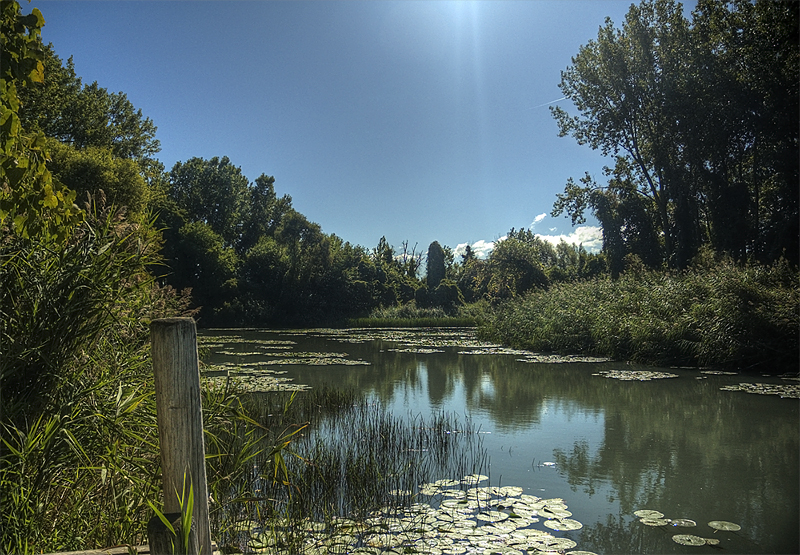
[
  {"xmin": 388, "ymin": 348, "xmax": 446, "ymax": 354},
  {"xmin": 672, "ymin": 534, "xmax": 713, "ymax": 546},
  {"xmin": 593, "ymin": 370, "xmax": 679, "ymax": 381},
  {"xmin": 700, "ymin": 370, "xmax": 739, "ymax": 375},
  {"xmin": 708, "ymin": 520, "xmax": 741, "ymax": 532},
  {"xmin": 202, "ymin": 372, "xmax": 309, "ymax": 393},
  {"xmin": 199, "ymin": 335, "xmax": 297, "ymax": 347},
  {"xmin": 315, "ymin": 328, "xmax": 499, "ymax": 351},
  {"xmin": 719, "ymin": 382, "xmax": 800, "ymax": 399},
  {"xmin": 264, "ymin": 356, "xmax": 371, "ymax": 366},
  {"xmin": 633, "ymin": 510, "xmax": 664, "ymax": 519},
  {"xmin": 458, "ymin": 348, "xmax": 532, "ymax": 356},
  {"xmin": 245, "ymin": 477, "xmax": 590, "ymax": 554},
  {"xmin": 637, "ymin": 509, "xmax": 742, "ymax": 548},
  {"xmin": 639, "ymin": 518, "xmax": 670, "ymax": 527},
  {"xmin": 516, "ymin": 354, "xmax": 612, "ymax": 364}
]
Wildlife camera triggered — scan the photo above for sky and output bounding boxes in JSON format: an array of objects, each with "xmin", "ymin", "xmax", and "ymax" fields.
[{"xmin": 25, "ymin": 1, "xmax": 639, "ymax": 258}]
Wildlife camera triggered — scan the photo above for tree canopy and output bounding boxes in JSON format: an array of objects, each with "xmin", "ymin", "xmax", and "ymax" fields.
[{"xmin": 551, "ymin": 0, "xmax": 798, "ymax": 269}]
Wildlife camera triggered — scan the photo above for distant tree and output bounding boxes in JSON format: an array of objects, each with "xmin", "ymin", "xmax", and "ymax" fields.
[
  {"xmin": 239, "ymin": 173, "xmax": 292, "ymax": 253},
  {"xmin": 167, "ymin": 221, "xmax": 239, "ymax": 319},
  {"xmin": 168, "ymin": 156, "xmax": 249, "ymax": 249},
  {"xmin": 426, "ymin": 241, "xmax": 446, "ymax": 290},
  {"xmin": 487, "ymin": 235, "xmax": 549, "ymax": 298}
]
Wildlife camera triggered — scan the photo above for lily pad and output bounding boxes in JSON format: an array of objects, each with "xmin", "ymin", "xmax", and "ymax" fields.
[
  {"xmin": 596, "ymin": 370, "xmax": 679, "ymax": 381},
  {"xmin": 475, "ymin": 511, "xmax": 509, "ymax": 523},
  {"xmin": 672, "ymin": 534, "xmax": 707, "ymax": 546},
  {"xmin": 543, "ymin": 518, "xmax": 583, "ymax": 531},
  {"xmin": 670, "ymin": 518, "xmax": 697, "ymax": 527},
  {"xmin": 633, "ymin": 509, "xmax": 664, "ymax": 519},
  {"xmin": 708, "ymin": 520, "xmax": 741, "ymax": 532},
  {"xmin": 640, "ymin": 518, "xmax": 670, "ymax": 527}
]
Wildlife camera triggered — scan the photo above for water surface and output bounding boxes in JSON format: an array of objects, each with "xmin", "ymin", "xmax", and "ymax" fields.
[{"xmin": 203, "ymin": 327, "xmax": 799, "ymax": 554}]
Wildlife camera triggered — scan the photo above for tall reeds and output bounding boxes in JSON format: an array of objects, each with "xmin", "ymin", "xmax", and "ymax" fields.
[
  {"xmin": 209, "ymin": 388, "xmax": 488, "ymax": 553},
  {"xmin": 480, "ymin": 258, "xmax": 799, "ymax": 371}
]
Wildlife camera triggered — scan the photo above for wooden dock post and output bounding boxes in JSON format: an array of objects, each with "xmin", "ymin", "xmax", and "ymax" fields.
[{"xmin": 150, "ymin": 318, "xmax": 211, "ymax": 555}]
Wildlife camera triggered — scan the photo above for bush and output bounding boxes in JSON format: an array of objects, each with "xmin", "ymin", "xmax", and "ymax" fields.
[{"xmin": 479, "ymin": 260, "xmax": 799, "ymax": 371}]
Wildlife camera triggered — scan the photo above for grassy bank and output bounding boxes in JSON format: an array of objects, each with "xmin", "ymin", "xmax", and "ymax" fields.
[
  {"xmin": 479, "ymin": 259, "xmax": 799, "ymax": 372},
  {"xmin": 347, "ymin": 302, "xmax": 487, "ymax": 328}
]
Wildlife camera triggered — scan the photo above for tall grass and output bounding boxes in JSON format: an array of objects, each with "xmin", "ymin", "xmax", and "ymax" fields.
[
  {"xmin": 480, "ymin": 259, "xmax": 799, "ymax": 371},
  {"xmin": 0, "ymin": 204, "xmax": 275, "ymax": 553},
  {"xmin": 1, "ymin": 205, "xmax": 164, "ymax": 552},
  {"xmin": 348, "ymin": 302, "xmax": 487, "ymax": 328},
  {"xmin": 207, "ymin": 388, "xmax": 488, "ymax": 554}
]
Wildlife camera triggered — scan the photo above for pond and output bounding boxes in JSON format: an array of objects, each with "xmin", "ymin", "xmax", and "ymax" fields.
[{"xmin": 202, "ymin": 327, "xmax": 799, "ymax": 555}]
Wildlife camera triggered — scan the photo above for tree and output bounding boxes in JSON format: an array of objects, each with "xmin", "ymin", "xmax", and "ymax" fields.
[
  {"xmin": 239, "ymin": 173, "xmax": 292, "ymax": 253},
  {"xmin": 167, "ymin": 221, "xmax": 239, "ymax": 318},
  {"xmin": 168, "ymin": 156, "xmax": 249, "ymax": 249},
  {"xmin": 551, "ymin": 0, "xmax": 693, "ymax": 267},
  {"xmin": 46, "ymin": 139, "xmax": 149, "ymax": 217},
  {"xmin": 551, "ymin": 0, "xmax": 799, "ymax": 268},
  {"xmin": 18, "ymin": 44, "xmax": 160, "ymax": 164},
  {"xmin": 426, "ymin": 241, "xmax": 446, "ymax": 290},
  {"xmin": 1, "ymin": 0, "xmax": 82, "ymax": 241},
  {"xmin": 487, "ymin": 235, "xmax": 549, "ymax": 298}
]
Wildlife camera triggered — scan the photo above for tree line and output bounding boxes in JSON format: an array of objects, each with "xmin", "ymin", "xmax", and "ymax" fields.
[
  {"xmin": 3, "ymin": 0, "xmax": 797, "ymax": 330},
  {"xmin": 6, "ymin": 21, "xmax": 609, "ymax": 326}
]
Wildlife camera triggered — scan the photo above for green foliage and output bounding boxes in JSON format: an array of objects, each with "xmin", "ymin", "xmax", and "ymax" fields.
[
  {"xmin": 552, "ymin": 0, "xmax": 799, "ymax": 268},
  {"xmin": 480, "ymin": 260, "xmax": 799, "ymax": 371},
  {"xmin": 160, "ymin": 158, "xmax": 430, "ymax": 325},
  {"xmin": 1, "ymin": 0, "xmax": 82, "ymax": 241},
  {"xmin": 167, "ymin": 157, "xmax": 249, "ymax": 249},
  {"xmin": 426, "ymin": 240, "xmax": 446, "ymax": 289},
  {"xmin": 0, "ymin": 204, "xmax": 162, "ymax": 421},
  {"xmin": 46, "ymin": 138, "xmax": 150, "ymax": 217},
  {"xmin": 17, "ymin": 43, "xmax": 160, "ymax": 164}
]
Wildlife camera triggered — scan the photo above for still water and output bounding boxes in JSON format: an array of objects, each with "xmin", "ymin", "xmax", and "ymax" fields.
[{"xmin": 203, "ymin": 327, "xmax": 799, "ymax": 554}]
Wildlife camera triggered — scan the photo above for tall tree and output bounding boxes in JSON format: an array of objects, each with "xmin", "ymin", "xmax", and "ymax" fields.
[
  {"xmin": 168, "ymin": 156, "xmax": 249, "ymax": 249},
  {"xmin": 18, "ymin": 44, "xmax": 160, "ymax": 164},
  {"xmin": 551, "ymin": 0, "xmax": 798, "ymax": 268},
  {"xmin": 426, "ymin": 241, "xmax": 446, "ymax": 290},
  {"xmin": 551, "ymin": 0, "xmax": 695, "ymax": 267}
]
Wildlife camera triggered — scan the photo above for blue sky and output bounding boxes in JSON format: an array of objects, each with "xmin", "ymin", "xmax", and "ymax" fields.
[{"xmin": 26, "ymin": 1, "xmax": 637, "ymax": 257}]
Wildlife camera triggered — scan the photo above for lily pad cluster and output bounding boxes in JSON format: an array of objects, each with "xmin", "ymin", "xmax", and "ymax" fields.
[
  {"xmin": 202, "ymin": 371, "xmax": 309, "ymax": 393},
  {"xmin": 387, "ymin": 348, "xmax": 446, "ymax": 354},
  {"xmin": 593, "ymin": 370, "xmax": 679, "ymax": 381},
  {"xmin": 634, "ymin": 510, "xmax": 741, "ymax": 548},
  {"xmin": 246, "ymin": 475, "xmax": 595, "ymax": 554},
  {"xmin": 719, "ymin": 382, "xmax": 800, "ymax": 399},
  {"xmin": 516, "ymin": 354, "xmax": 612, "ymax": 364}
]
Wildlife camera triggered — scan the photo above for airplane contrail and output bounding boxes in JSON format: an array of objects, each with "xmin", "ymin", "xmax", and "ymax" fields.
[{"xmin": 526, "ymin": 96, "xmax": 567, "ymax": 110}]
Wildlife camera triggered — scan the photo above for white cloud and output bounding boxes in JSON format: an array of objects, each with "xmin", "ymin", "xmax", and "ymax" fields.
[
  {"xmin": 530, "ymin": 213, "xmax": 547, "ymax": 228},
  {"xmin": 535, "ymin": 225, "xmax": 603, "ymax": 252},
  {"xmin": 455, "ymin": 226, "xmax": 603, "ymax": 260},
  {"xmin": 454, "ymin": 237, "xmax": 506, "ymax": 260}
]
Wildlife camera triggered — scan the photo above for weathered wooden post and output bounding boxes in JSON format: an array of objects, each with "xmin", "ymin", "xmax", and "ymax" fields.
[{"xmin": 150, "ymin": 318, "xmax": 212, "ymax": 555}]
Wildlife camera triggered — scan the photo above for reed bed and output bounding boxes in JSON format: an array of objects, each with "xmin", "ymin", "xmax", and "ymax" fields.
[
  {"xmin": 480, "ymin": 259, "xmax": 799, "ymax": 371},
  {"xmin": 211, "ymin": 388, "xmax": 488, "ymax": 553}
]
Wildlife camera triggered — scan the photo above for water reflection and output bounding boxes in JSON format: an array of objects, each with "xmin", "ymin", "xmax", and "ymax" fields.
[{"xmin": 203, "ymin": 328, "xmax": 799, "ymax": 554}]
